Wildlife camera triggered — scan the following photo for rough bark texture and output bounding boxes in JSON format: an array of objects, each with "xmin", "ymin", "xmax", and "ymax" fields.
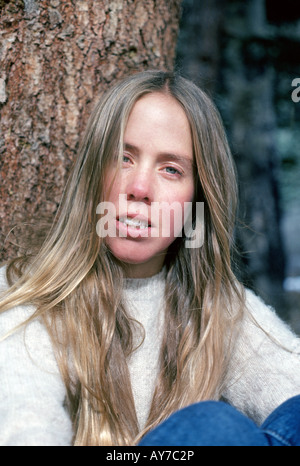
[{"xmin": 0, "ymin": 0, "xmax": 182, "ymax": 263}]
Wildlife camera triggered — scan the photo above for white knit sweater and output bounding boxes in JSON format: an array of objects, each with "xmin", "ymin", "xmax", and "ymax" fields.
[{"xmin": 0, "ymin": 266, "xmax": 300, "ymax": 446}]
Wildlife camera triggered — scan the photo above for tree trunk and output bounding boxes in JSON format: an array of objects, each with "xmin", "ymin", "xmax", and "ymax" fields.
[{"xmin": 0, "ymin": 0, "xmax": 182, "ymax": 263}]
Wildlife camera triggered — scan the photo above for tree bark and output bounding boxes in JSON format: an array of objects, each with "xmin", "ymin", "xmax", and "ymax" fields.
[{"xmin": 0, "ymin": 0, "xmax": 182, "ymax": 263}]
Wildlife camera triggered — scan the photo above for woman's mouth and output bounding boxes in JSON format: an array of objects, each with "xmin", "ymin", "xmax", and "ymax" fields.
[
  {"xmin": 118, "ymin": 216, "xmax": 149, "ymax": 230},
  {"xmin": 116, "ymin": 215, "xmax": 152, "ymax": 238}
]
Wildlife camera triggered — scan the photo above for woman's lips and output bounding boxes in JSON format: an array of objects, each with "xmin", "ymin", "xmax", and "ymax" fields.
[{"xmin": 116, "ymin": 215, "xmax": 152, "ymax": 238}]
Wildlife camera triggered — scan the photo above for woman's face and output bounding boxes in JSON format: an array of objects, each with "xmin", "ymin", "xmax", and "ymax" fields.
[{"xmin": 103, "ymin": 92, "xmax": 195, "ymax": 278}]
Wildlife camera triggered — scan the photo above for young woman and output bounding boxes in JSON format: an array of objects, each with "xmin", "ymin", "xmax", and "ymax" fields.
[{"xmin": 0, "ymin": 70, "xmax": 300, "ymax": 446}]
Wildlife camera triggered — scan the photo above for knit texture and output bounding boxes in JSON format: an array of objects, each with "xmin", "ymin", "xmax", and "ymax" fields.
[
  {"xmin": 125, "ymin": 269, "xmax": 165, "ymax": 430},
  {"xmin": 0, "ymin": 266, "xmax": 300, "ymax": 445}
]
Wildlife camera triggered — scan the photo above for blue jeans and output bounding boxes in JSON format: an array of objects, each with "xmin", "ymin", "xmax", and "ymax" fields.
[{"xmin": 139, "ymin": 396, "xmax": 300, "ymax": 446}]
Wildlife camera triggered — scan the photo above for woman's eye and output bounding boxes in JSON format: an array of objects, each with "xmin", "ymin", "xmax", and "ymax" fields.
[
  {"xmin": 165, "ymin": 166, "xmax": 182, "ymax": 176},
  {"xmin": 122, "ymin": 154, "xmax": 132, "ymax": 164}
]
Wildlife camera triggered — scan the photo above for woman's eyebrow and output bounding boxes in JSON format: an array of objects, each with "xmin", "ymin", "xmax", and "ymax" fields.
[
  {"xmin": 124, "ymin": 142, "xmax": 139, "ymax": 154},
  {"xmin": 157, "ymin": 152, "xmax": 194, "ymax": 169}
]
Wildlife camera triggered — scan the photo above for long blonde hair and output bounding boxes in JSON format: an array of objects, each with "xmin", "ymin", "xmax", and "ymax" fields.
[{"xmin": 0, "ymin": 70, "xmax": 245, "ymax": 445}]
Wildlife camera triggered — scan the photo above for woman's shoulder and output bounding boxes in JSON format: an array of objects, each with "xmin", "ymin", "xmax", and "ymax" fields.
[
  {"xmin": 0, "ymin": 265, "xmax": 35, "ymax": 331},
  {"xmin": 223, "ymin": 287, "xmax": 300, "ymax": 424},
  {"xmin": 0, "ymin": 265, "xmax": 61, "ymax": 381},
  {"xmin": 0, "ymin": 266, "xmax": 72, "ymax": 445},
  {"xmin": 242, "ymin": 287, "xmax": 300, "ymax": 351}
]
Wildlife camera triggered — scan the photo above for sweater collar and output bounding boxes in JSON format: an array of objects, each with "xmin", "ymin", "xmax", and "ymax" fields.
[{"xmin": 124, "ymin": 267, "xmax": 166, "ymax": 301}]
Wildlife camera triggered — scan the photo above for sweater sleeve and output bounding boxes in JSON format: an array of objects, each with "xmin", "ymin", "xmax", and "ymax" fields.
[
  {"xmin": 0, "ymin": 269, "xmax": 73, "ymax": 446},
  {"xmin": 222, "ymin": 289, "xmax": 300, "ymax": 425}
]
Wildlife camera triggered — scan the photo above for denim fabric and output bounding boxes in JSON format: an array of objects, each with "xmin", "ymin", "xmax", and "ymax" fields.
[
  {"xmin": 139, "ymin": 396, "xmax": 300, "ymax": 446},
  {"xmin": 261, "ymin": 396, "xmax": 300, "ymax": 446}
]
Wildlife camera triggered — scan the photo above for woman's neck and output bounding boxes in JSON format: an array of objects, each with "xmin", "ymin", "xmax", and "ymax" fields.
[{"xmin": 122, "ymin": 257, "xmax": 166, "ymax": 279}]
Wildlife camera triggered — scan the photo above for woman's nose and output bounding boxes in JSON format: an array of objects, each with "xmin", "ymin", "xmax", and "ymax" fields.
[{"xmin": 125, "ymin": 167, "xmax": 153, "ymax": 204}]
